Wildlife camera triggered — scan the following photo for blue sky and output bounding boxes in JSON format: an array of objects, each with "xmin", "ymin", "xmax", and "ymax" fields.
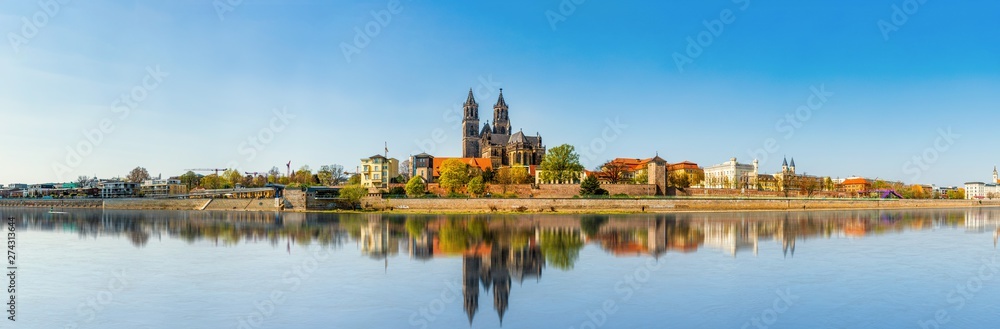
[{"xmin": 1, "ymin": 0, "xmax": 997, "ymax": 186}]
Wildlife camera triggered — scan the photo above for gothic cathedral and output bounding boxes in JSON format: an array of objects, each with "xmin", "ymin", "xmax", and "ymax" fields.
[{"xmin": 461, "ymin": 89, "xmax": 546, "ymax": 168}]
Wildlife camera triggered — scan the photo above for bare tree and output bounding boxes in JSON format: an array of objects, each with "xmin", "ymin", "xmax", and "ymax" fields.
[
  {"xmin": 798, "ymin": 177, "xmax": 819, "ymax": 197},
  {"xmin": 330, "ymin": 164, "xmax": 346, "ymax": 185},
  {"xmin": 126, "ymin": 167, "xmax": 151, "ymax": 183},
  {"xmin": 600, "ymin": 160, "xmax": 629, "ymax": 184},
  {"xmin": 399, "ymin": 160, "xmax": 411, "ymax": 182}
]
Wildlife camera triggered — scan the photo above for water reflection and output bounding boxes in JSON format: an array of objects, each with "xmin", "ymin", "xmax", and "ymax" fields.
[
  {"xmin": 13, "ymin": 208, "xmax": 1000, "ymax": 258},
  {"xmin": 8, "ymin": 207, "xmax": 1000, "ymax": 326}
]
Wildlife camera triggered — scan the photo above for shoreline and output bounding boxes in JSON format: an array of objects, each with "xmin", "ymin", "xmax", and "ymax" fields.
[{"xmin": 3, "ymin": 197, "xmax": 997, "ymax": 215}]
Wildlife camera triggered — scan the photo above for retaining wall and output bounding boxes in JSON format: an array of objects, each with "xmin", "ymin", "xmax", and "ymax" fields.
[{"xmin": 365, "ymin": 197, "xmax": 1000, "ymax": 212}]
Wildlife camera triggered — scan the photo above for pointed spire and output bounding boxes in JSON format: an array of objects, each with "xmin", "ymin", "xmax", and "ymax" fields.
[
  {"xmin": 790, "ymin": 158, "xmax": 796, "ymax": 167},
  {"xmin": 465, "ymin": 88, "xmax": 477, "ymax": 106},
  {"xmin": 782, "ymin": 157, "xmax": 788, "ymax": 167},
  {"xmin": 495, "ymin": 88, "xmax": 507, "ymax": 108}
]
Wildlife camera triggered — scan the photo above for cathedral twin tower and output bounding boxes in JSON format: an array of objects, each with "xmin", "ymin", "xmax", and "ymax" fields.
[{"xmin": 461, "ymin": 89, "xmax": 546, "ymax": 168}]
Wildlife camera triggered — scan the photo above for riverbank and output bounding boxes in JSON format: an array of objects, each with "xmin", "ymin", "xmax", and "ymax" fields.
[
  {"xmin": 361, "ymin": 197, "xmax": 1000, "ymax": 214},
  {"xmin": 5, "ymin": 197, "xmax": 995, "ymax": 214}
]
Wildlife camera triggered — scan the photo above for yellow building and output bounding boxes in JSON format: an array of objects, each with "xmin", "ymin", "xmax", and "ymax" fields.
[{"xmin": 360, "ymin": 155, "xmax": 399, "ymax": 189}]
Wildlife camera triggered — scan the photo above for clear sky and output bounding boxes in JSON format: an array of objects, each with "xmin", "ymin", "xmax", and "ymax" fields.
[{"xmin": 1, "ymin": 0, "xmax": 997, "ymax": 186}]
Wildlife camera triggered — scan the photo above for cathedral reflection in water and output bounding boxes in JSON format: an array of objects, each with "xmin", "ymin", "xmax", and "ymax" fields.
[{"xmin": 10, "ymin": 207, "xmax": 1000, "ymax": 325}]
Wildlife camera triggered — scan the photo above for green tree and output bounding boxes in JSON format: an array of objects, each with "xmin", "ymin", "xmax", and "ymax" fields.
[
  {"xmin": 669, "ymin": 171, "xmax": 691, "ymax": 189},
  {"xmin": 126, "ymin": 166, "xmax": 151, "ymax": 183},
  {"xmin": 947, "ymin": 189, "xmax": 965, "ymax": 200},
  {"xmin": 294, "ymin": 166, "xmax": 314, "ymax": 186},
  {"xmin": 688, "ymin": 170, "xmax": 705, "ymax": 187},
  {"xmin": 347, "ymin": 174, "xmax": 361, "ymax": 185},
  {"xmin": 201, "ymin": 174, "xmax": 221, "ymax": 189},
  {"xmin": 251, "ymin": 175, "xmax": 267, "ymax": 188},
  {"xmin": 509, "ymin": 166, "xmax": 531, "ymax": 184},
  {"xmin": 539, "ymin": 144, "xmax": 584, "ymax": 184},
  {"xmin": 580, "ymin": 174, "xmax": 601, "ymax": 196},
  {"xmin": 222, "ymin": 169, "xmax": 242, "ymax": 188},
  {"xmin": 823, "ymin": 177, "xmax": 835, "ymax": 191},
  {"xmin": 467, "ymin": 176, "xmax": 485, "ymax": 197},
  {"xmin": 317, "ymin": 165, "xmax": 334, "ymax": 186},
  {"xmin": 633, "ymin": 171, "xmax": 648, "ymax": 184},
  {"xmin": 339, "ymin": 184, "xmax": 368, "ymax": 207},
  {"xmin": 405, "ymin": 176, "xmax": 426, "ymax": 197},
  {"xmin": 179, "ymin": 171, "xmax": 200, "ymax": 190},
  {"xmin": 438, "ymin": 159, "xmax": 471, "ymax": 193}
]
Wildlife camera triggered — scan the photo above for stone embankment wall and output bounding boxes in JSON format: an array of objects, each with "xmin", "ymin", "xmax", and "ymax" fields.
[
  {"xmin": 0, "ymin": 199, "xmax": 103, "ymax": 208},
  {"xmin": 365, "ymin": 198, "xmax": 1000, "ymax": 213},
  {"xmin": 283, "ymin": 190, "xmax": 306, "ymax": 210},
  {"xmin": 425, "ymin": 184, "xmax": 657, "ymax": 197},
  {"xmin": 0, "ymin": 198, "xmax": 281, "ymax": 211},
  {"xmin": 104, "ymin": 199, "xmax": 208, "ymax": 210}
]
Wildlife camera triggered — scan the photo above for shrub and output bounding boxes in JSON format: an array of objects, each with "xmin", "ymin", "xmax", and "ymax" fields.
[{"xmin": 405, "ymin": 176, "xmax": 426, "ymax": 198}]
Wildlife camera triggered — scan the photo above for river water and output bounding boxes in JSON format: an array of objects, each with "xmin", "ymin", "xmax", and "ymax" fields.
[{"xmin": 4, "ymin": 207, "xmax": 999, "ymax": 329}]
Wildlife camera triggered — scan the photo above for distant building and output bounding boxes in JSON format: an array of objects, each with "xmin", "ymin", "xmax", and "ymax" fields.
[
  {"xmin": 100, "ymin": 181, "xmax": 138, "ymax": 198},
  {"xmin": 704, "ymin": 158, "xmax": 757, "ymax": 189},
  {"xmin": 25, "ymin": 184, "xmax": 56, "ymax": 198},
  {"xmin": 591, "ymin": 156, "xmax": 668, "ymax": 193},
  {"xmin": 667, "ymin": 161, "xmax": 704, "ymax": 186},
  {"xmin": 409, "ymin": 153, "xmax": 435, "ymax": 183},
  {"xmin": 840, "ymin": 177, "xmax": 872, "ymax": 195},
  {"xmin": 141, "ymin": 178, "xmax": 188, "ymax": 197},
  {"xmin": 965, "ymin": 167, "xmax": 1000, "ymax": 200},
  {"xmin": 360, "ymin": 155, "xmax": 399, "ymax": 189},
  {"xmin": 933, "ymin": 185, "xmax": 959, "ymax": 197}
]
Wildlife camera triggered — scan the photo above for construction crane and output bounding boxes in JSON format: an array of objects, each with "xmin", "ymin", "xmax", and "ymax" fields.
[{"xmin": 185, "ymin": 168, "xmax": 228, "ymax": 176}]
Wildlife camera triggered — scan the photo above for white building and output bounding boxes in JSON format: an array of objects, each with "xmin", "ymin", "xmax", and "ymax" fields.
[
  {"xmin": 965, "ymin": 167, "xmax": 1000, "ymax": 200},
  {"xmin": 704, "ymin": 157, "xmax": 758, "ymax": 189},
  {"xmin": 100, "ymin": 181, "xmax": 139, "ymax": 198}
]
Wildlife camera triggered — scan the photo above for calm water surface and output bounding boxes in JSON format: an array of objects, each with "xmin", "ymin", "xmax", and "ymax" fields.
[{"xmin": 5, "ymin": 207, "xmax": 1000, "ymax": 329}]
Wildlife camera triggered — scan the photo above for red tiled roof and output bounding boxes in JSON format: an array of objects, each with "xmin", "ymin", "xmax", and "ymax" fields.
[
  {"xmin": 842, "ymin": 178, "xmax": 871, "ymax": 186},
  {"xmin": 668, "ymin": 161, "xmax": 700, "ymax": 171}
]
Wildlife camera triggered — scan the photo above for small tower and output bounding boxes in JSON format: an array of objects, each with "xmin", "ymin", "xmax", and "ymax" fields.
[
  {"xmin": 462, "ymin": 89, "xmax": 481, "ymax": 158},
  {"xmin": 790, "ymin": 158, "xmax": 796, "ymax": 174},
  {"xmin": 753, "ymin": 159, "xmax": 759, "ymax": 176},
  {"xmin": 994, "ymin": 166, "xmax": 998, "ymax": 183},
  {"xmin": 492, "ymin": 89, "xmax": 510, "ymax": 135},
  {"xmin": 782, "ymin": 157, "xmax": 789, "ymax": 173}
]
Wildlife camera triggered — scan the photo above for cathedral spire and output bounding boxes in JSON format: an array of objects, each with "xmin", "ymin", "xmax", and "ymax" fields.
[
  {"xmin": 492, "ymin": 88, "xmax": 510, "ymax": 135},
  {"xmin": 465, "ymin": 88, "xmax": 477, "ymax": 106},
  {"xmin": 462, "ymin": 88, "xmax": 481, "ymax": 158},
  {"xmin": 495, "ymin": 88, "xmax": 507, "ymax": 108}
]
